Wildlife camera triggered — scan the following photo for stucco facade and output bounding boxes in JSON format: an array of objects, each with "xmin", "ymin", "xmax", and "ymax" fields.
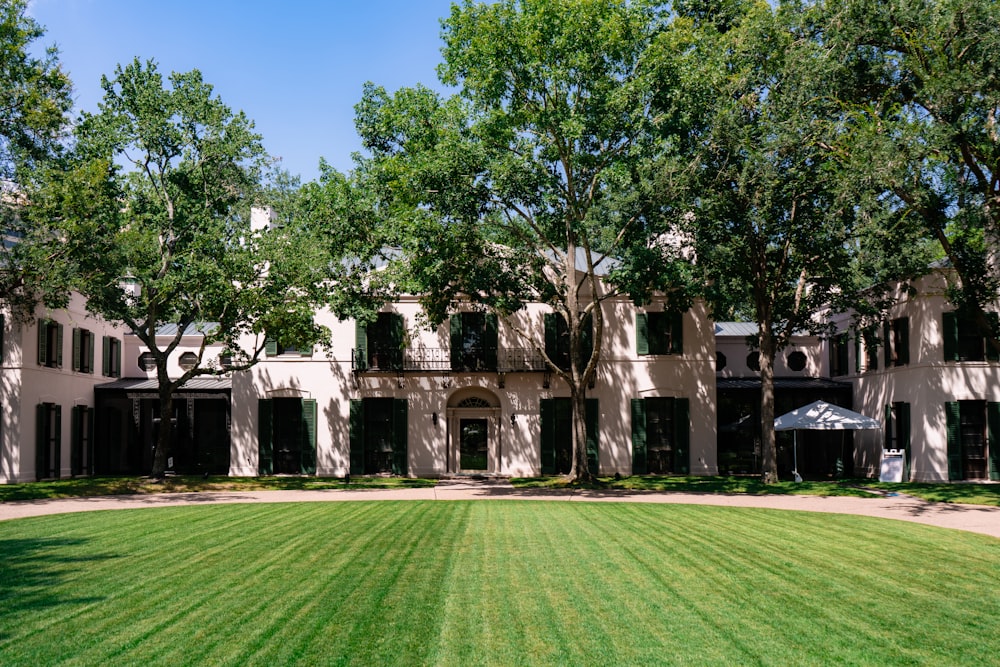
[{"xmin": 2, "ymin": 267, "xmax": 997, "ymax": 483}]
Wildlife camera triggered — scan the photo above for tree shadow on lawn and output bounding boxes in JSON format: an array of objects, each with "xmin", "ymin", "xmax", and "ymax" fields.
[
  {"xmin": 512, "ymin": 475, "xmax": 879, "ymax": 497},
  {"xmin": 0, "ymin": 537, "xmax": 115, "ymax": 641}
]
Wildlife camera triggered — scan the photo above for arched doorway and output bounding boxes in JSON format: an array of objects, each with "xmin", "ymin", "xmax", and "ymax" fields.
[{"xmin": 447, "ymin": 389, "xmax": 501, "ymax": 474}]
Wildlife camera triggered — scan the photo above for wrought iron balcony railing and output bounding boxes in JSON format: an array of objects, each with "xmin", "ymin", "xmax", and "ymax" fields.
[{"xmin": 351, "ymin": 347, "xmax": 549, "ymax": 374}]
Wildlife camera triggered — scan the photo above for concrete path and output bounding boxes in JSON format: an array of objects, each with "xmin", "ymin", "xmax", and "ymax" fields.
[{"xmin": 2, "ymin": 479, "xmax": 999, "ymax": 539}]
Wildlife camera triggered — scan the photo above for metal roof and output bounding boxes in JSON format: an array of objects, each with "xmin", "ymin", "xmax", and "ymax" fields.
[
  {"xmin": 123, "ymin": 323, "xmax": 221, "ymax": 338},
  {"xmin": 95, "ymin": 377, "xmax": 231, "ymax": 392},
  {"xmin": 714, "ymin": 322, "xmax": 758, "ymax": 337},
  {"xmin": 716, "ymin": 377, "xmax": 852, "ymax": 391}
]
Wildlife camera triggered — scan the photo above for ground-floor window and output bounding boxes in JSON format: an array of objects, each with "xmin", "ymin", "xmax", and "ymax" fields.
[
  {"xmin": 946, "ymin": 401, "xmax": 999, "ymax": 481},
  {"xmin": 70, "ymin": 405, "xmax": 94, "ymax": 476},
  {"xmin": 632, "ymin": 397, "xmax": 689, "ymax": 475},
  {"xmin": 259, "ymin": 398, "xmax": 317, "ymax": 475},
  {"xmin": 36, "ymin": 402, "xmax": 61, "ymax": 479},
  {"xmin": 349, "ymin": 398, "xmax": 408, "ymax": 475},
  {"xmin": 884, "ymin": 402, "xmax": 911, "ymax": 481},
  {"xmin": 539, "ymin": 398, "xmax": 598, "ymax": 475}
]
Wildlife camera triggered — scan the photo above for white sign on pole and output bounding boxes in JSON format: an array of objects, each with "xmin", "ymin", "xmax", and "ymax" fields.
[{"xmin": 879, "ymin": 449, "xmax": 905, "ymax": 483}]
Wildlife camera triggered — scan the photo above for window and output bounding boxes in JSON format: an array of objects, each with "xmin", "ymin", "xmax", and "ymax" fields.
[
  {"xmin": 102, "ymin": 336, "xmax": 122, "ymax": 377},
  {"xmin": 884, "ymin": 402, "xmax": 911, "ymax": 481},
  {"xmin": 540, "ymin": 398, "xmax": 598, "ymax": 475},
  {"xmin": 71, "ymin": 405, "xmax": 94, "ymax": 476},
  {"xmin": 746, "ymin": 352, "xmax": 760, "ymax": 372},
  {"xmin": 884, "ymin": 317, "xmax": 910, "ymax": 367},
  {"xmin": 72, "ymin": 328, "xmax": 95, "ymax": 374},
  {"xmin": 450, "ymin": 312, "xmax": 498, "ymax": 371},
  {"xmin": 786, "ymin": 351, "xmax": 806, "ymax": 372},
  {"xmin": 178, "ymin": 352, "xmax": 199, "ymax": 370},
  {"xmin": 943, "ymin": 311, "xmax": 999, "ymax": 362},
  {"xmin": 860, "ymin": 329, "xmax": 878, "ymax": 373},
  {"xmin": 716, "ymin": 351, "xmax": 727, "ymax": 372},
  {"xmin": 631, "ymin": 397, "xmax": 690, "ymax": 475},
  {"xmin": 37, "ymin": 319, "xmax": 63, "ymax": 368},
  {"xmin": 945, "ymin": 401, "xmax": 1000, "ymax": 481},
  {"xmin": 829, "ymin": 333, "xmax": 849, "ymax": 377},
  {"xmin": 354, "ymin": 312, "xmax": 404, "ymax": 370},
  {"xmin": 265, "ymin": 338, "xmax": 311, "ymax": 358},
  {"xmin": 636, "ymin": 311, "xmax": 683, "ymax": 356},
  {"xmin": 258, "ymin": 398, "xmax": 318, "ymax": 475},
  {"xmin": 348, "ymin": 398, "xmax": 408, "ymax": 475},
  {"xmin": 138, "ymin": 352, "xmax": 156, "ymax": 371},
  {"xmin": 35, "ymin": 402, "xmax": 61, "ymax": 479},
  {"xmin": 545, "ymin": 312, "xmax": 593, "ymax": 371}
]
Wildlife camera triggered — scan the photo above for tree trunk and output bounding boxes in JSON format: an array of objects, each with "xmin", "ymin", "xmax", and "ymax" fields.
[
  {"xmin": 567, "ymin": 386, "xmax": 592, "ymax": 483},
  {"xmin": 759, "ymin": 330, "xmax": 778, "ymax": 484},
  {"xmin": 150, "ymin": 385, "xmax": 174, "ymax": 478}
]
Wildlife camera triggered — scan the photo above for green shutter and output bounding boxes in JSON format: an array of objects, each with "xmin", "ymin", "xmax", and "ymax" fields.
[
  {"xmin": 70, "ymin": 406, "xmax": 81, "ymax": 475},
  {"xmin": 897, "ymin": 318, "xmax": 910, "ymax": 365},
  {"xmin": 301, "ymin": 399, "xmax": 317, "ymax": 475},
  {"xmin": 544, "ymin": 313, "xmax": 558, "ymax": 365},
  {"xmin": 585, "ymin": 398, "xmax": 599, "ymax": 475},
  {"xmin": 390, "ymin": 313, "xmax": 405, "ymax": 370},
  {"xmin": 72, "ymin": 328, "xmax": 81, "ymax": 371},
  {"xmin": 53, "ymin": 405, "xmax": 61, "ymax": 476},
  {"xmin": 37, "ymin": 319, "xmax": 47, "ymax": 365},
  {"xmin": 0, "ymin": 313, "xmax": 4, "ymax": 364},
  {"xmin": 943, "ymin": 312, "xmax": 959, "ymax": 361},
  {"xmin": 631, "ymin": 398, "xmax": 647, "ymax": 475},
  {"xmin": 102, "ymin": 336, "xmax": 111, "ymax": 376},
  {"xmin": 986, "ymin": 313, "xmax": 1000, "ymax": 362},
  {"xmin": 55, "ymin": 324, "xmax": 63, "ymax": 367},
  {"xmin": 945, "ymin": 401, "xmax": 961, "ymax": 480},
  {"xmin": 354, "ymin": 320, "xmax": 368, "ymax": 370},
  {"xmin": 349, "ymin": 399, "xmax": 364, "ymax": 475},
  {"xmin": 674, "ymin": 398, "xmax": 690, "ymax": 475},
  {"xmin": 86, "ymin": 407, "xmax": 95, "ymax": 476},
  {"xmin": 540, "ymin": 399, "xmax": 555, "ymax": 475},
  {"xmin": 485, "ymin": 313, "xmax": 498, "ymax": 371},
  {"xmin": 884, "ymin": 404, "xmax": 893, "ymax": 448},
  {"xmin": 670, "ymin": 311, "xmax": 684, "ymax": 355},
  {"xmin": 450, "ymin": 314, "xmax": 463, "ymax": 370},
  {"xmin": 883, "ymin": 321, "xmax": 891, "ymax": 368},
  {"xmin": 392, "ymin": 399, "xmax": 408, "ymax": 475},
  {"xmin": 987, "ymin": 402, "xmax": 1000, "ymax": 482},
  {"xmin": 855, "ymin": 335, "xmax": 862, "ymax": 374},
  {"xmin": 36, "ymin": 403, "xmax": 46, "ymax": 479},
  {"xmin": 265, "ymin": 338, "xmax": 278, "ymax": 357},
  {"xmin": 258, "ymin": 399, "xmax": 273, "ymax": 475},
  {"xmin": 898, "ymin": 402, "xmax": 911, "ymax": 481},
  {"xmin": 579, "ymin": 313, "xmax": 594, "ymax": 372},
  {"xmin": 114, "ymin": 339, "xmax": 122, "ymax": 377},
  {"xmin": 636, "ymin": 313, "xmax": 649, "ymax": 356}
]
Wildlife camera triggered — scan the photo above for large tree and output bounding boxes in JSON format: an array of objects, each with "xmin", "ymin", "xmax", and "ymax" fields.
[
  {"xmin": 42, "ymin": 59, "xmax": 328, "ymax": 477},
  {"xmin": 0, "ymin": 0, "xmax": 73, "ymax": 322},
  {"xmin": 652, "ymin": 0, "xmax": 870, "ymax": 482},
  {"xmin": 821, "ymin": 0, "xmax": 1000, "ymax": 351},
  {"xmin": 350, "ymin": 0, "xmax": 689, "ymax": 481}
]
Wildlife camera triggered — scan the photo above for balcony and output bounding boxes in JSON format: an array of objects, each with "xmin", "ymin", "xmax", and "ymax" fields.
[{"xmin": 352, "ymin": 347, "xmax": 549, "ymax": 374}]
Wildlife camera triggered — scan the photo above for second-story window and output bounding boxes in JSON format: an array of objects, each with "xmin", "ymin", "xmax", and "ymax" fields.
[
  {"xmin": 450, "ymin": 312, "xmax": 498, "ymax": 371},
  {"xmin": 37, "ymin": 319, "xmax": 63, "ymax": 368},
  {"xmin": 102, "ymin": 337, "xmax": 121, "ymax": 378},
  {"xmin": 72, "ymin": 328, "xmax": 95, "ymax": 374},
  {"xmin": 884, "ymin": 317, "xmax": 910, "ymax": 367},
  {"xmin": 636, "ymin": 312, "xmax": 683, "ymax": 356},
  {"xmin": 830, "ymin": 332, "xmax": 849, "ymax": 377},
  {"xmin": 545, "ymin": 312, "xmax": 593, "ymax": 371},
  {"xmin": 355, "ymin": 312, "xmax": 404, "ymax": 371},
  {"xmin": 944, "ymin": 311, "xmax": 1000, "ymax": 362}
]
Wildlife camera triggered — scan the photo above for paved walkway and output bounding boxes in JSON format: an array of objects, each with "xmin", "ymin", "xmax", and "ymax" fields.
[{"xmin": 2, "ymin": 480, "xmax": 999, "ymax": 539}]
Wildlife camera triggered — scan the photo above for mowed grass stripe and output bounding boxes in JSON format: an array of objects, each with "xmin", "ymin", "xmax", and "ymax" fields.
[{"xmin": 2, "ymin": 501, "xmax": 999, "ymax": 666}]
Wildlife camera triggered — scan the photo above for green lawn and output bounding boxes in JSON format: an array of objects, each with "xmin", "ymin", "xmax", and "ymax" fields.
[
  {"xmin": 2, "ymin": 502, "xmax": 998, "ymax": 666},
  {"xmin": 0, "ymin": 475, "xmax": 435, "ymax": 502}
]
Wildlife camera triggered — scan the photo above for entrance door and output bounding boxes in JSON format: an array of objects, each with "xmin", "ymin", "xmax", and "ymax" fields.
[{"xmin": 460, "ymin": 419, "xmax": 488, "ymax": 471}]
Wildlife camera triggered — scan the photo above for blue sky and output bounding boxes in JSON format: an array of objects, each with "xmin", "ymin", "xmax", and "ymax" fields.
[{"xmin": 28, "ymin": 0, "xmax": 458, "ymax": 181}]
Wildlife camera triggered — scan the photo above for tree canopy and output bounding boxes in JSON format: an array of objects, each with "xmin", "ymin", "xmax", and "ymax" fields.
[
  {"xmin": 347, "ymin": 0, "xmax": 693, "ymax": 481},
  {"xmin": 41, "ymin": 58, "xmax": 328, "ymax": 476}
]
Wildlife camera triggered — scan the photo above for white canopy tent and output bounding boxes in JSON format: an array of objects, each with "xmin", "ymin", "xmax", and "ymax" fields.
[{"xmin": 774, "ymin": 400, "xmax": 881, "ymax": 481}]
